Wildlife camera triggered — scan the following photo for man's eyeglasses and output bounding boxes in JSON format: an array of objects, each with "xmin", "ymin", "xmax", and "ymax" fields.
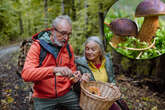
[{"xmin": 54, "ymin": 28, "xmax": 72, "ymax": 37}]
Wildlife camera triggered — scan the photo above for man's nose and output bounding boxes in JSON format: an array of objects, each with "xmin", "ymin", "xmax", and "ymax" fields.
[{"xmin": 63, "ymin": 34, "xmax": 69, "ymax": 40}]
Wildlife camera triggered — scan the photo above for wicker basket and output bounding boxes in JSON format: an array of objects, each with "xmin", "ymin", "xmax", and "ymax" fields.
[{"xmin": 80, "ymin": 81, "xmax": 121, "ymax": 110}]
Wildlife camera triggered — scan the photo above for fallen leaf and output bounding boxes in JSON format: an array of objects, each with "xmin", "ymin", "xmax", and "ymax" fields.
[{"xmin": 151, "ymin": 106, "xmax": 157, "ymax": 110}]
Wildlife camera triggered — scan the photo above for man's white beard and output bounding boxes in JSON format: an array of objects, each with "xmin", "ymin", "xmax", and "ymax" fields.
[
  {"xmin": 54, "ymin": 38, "xmax": 63, "ymax": 47},
  {"xmin": 53, "ymin": 33, "xmax": 64, "ymax": 47}
]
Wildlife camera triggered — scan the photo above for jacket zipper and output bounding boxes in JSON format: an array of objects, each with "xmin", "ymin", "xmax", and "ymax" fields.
[
  {"xmin": 55, "ymin": 75, "xmax": 58, "ymax": 97},
  {"xmin": 54, "ymin": 41, "xmax": 68, "ymax": 98},
  {"xmin": 55, "ymin": 54, "xmax": 60, "ymax": 98},
  {"xmin": 54, "ymin": 47, "xmax": 63, "ymax": 98}
]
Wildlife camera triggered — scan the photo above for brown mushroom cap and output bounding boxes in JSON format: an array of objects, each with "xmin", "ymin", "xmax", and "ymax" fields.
[
  {"xmin": 109, "ymin": 18, "xmax": 138, "ymax": 37},
  {"xmin": 135, "ymin": 0, "xmax": 165, "ymax": 17}
]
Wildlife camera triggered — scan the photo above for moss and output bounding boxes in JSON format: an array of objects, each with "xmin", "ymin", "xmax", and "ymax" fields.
[
  {"xmin": 133, "ymin": 60, "xmax": 150, "ymax": 76},
  {"xmin": 120, "ymin": 57, "xmax": 132, "ymax": 71}
]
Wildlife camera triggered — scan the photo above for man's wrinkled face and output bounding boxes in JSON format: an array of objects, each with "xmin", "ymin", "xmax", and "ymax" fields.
[
  {"xmin": 85, "ymin": 41, "xmax": 101, "ymax": 61},
  {"xmin": 53, "ymin": 20, "xmax": 72, "ymax": 47}
]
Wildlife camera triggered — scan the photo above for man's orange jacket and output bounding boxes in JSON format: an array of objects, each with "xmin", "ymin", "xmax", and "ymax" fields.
[{"xmin": 22, "ymin": 30, "xmax": 76, "ymax": 98}]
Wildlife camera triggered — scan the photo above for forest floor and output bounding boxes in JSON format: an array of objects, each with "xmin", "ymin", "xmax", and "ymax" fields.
[
  {"xmin": 0, "ymin": 50, "xmax": 165, "ymax": 110},
  {"xmin": 116, "ymin": 75, "xmax": 165, "ymax": 110}
]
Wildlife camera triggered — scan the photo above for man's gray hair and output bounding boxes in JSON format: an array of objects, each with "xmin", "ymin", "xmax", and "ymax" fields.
[
  {"xmin": 52, "ymin": 15, "xmax": 72, "ymax": 28},
  {"xmin": 85, "ymin": 36, "xmax": 105, "ymax": 56}
]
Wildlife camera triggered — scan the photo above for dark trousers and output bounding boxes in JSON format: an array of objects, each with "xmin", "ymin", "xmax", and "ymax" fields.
[
  {"xmin": 109, "ymin": 103, "xmax": 121, "ymax": 110},
  {"xmin": 33, "ymin": 90, "xmax": 81, "ymax": 110}
]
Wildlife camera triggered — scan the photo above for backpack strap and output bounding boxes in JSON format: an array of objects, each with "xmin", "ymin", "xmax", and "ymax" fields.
[
  {"xmin": 66, "ymin": 44, "xmax": 72, "ymax": 59},
  {"xmin": 38, "ymin": 40, "xmax": 73, "ymax": 66},
  {"xmin": 39, "ymin": 45, "xmax": 47, "ymax": 67},
  {"xmin": 39, "ymin": 39, "xmax": 59, "ymax": 59}
]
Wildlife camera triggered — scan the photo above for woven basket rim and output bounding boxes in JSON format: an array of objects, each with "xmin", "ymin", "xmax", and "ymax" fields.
[{"xmin": 80, "ymin": 81, "xmax": 121, "ymax": 102}]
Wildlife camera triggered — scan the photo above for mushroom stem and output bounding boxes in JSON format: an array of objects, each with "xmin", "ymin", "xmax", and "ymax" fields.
[
  {"xmin": 110, "ymin": 34, "xmax": 125, "ymax": 48},
  {"xmin": 137, "ymin": 16, "xmax": 159, "ymax": 43}
]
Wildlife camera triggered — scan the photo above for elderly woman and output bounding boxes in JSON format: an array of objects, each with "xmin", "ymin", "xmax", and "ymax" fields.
[{"xmin": 75, "ymin": 36, "xmax": 129, "ymax": 110}]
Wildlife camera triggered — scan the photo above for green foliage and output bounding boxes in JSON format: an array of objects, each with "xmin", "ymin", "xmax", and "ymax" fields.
[
  {"xmin": 0, "ymin": 0, "xmax": 115, "ymax": 50},
  {"xmin": 105, "ymin": 25, "xmax": 165, "ymax": 59},
  {"xmin": 104, "ymin": 4, "xmax": 165, "ymax": 59},
  {"xmin": 117, "ymin": 23, "xmax": 165, "ymax": 59},
  {"xmin": 70, "ymin": 20, "xmax": 87, "ymax": 55},
  {"xmin": 0, "ymin": 35, "xmax": 10, "ymax": 45},
  {"xmin": 0, "ymin": 0, "xmax": 20, "ymax": 43},
  {"xmin": 70, "ymin": 0, "xmax": 112, "ymax": 54},
  {"xmin": 0, "ymin": 0, "xmax": 63, "ymax": 46}
]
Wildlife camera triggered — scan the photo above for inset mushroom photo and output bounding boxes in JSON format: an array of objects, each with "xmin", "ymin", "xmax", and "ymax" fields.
[{"xmin": 104, "ymin": 0, "xmax": 165, "ymax": 59}]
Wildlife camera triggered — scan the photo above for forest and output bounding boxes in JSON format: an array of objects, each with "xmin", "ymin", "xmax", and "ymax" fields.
[
  {"xmin": 0, "ymin": 0, "xmax": 113, "ymax": 54},
  {"xmin": 0, "ymin": 0, "xmax": 165, "ymax": 110}
]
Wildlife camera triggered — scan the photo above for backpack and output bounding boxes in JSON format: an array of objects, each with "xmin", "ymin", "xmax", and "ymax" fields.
[{"xmin": 17, "ymin": 32, "xmax": 72, "ymax": 78}]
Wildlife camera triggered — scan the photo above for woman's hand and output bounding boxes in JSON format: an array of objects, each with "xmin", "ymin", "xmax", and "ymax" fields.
[{"xmin": 80, "ymin": 73, "xmax": 91, "ymax": 82}]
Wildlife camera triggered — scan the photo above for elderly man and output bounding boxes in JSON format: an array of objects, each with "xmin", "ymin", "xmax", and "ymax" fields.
[{"xmin": 22, "ymin": 15, "xmax": 81, "ymax": 110}]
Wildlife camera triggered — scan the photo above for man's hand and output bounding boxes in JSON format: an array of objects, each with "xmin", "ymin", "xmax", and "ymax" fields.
[
  {"xmin": 54, "ymin": 66, "xmax": 72, "ymax": 77},
  {"xmin": 80, "ymin": 73, "xmax": 90, "ymax": 82},
  {"xmin": 70, "ymin": 71, "xmax": 82, "ymax": 83}
]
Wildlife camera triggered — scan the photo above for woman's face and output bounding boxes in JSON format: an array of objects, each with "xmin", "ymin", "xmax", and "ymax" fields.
[{"xmin": 85, "ymin": 41, "xmax": 101, "ymax": 61}]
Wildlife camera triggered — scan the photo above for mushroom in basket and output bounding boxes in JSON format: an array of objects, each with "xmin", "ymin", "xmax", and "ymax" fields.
[{"xmin": 88, "ymin": 86, "xmax": 101, "ymax": 96}]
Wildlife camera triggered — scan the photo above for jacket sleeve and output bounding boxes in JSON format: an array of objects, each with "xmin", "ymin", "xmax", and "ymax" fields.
[
  {"xmin": 21, "ymin": 41, "xmax": 55, "ymax": 82},
  {"xmin": 109, "ymin": 59, "xmax": 116, "ymax": 83},
  {"xmin": 107, "ymin": 53, "xmax": 116, "ymax": 83}
]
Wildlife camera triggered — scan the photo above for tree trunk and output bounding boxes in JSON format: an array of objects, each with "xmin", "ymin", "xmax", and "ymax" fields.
[
  {"xmin": 111, "ymin": 47, "xmax": 165, "ymax": 88},
  {"xmin": 84, "ymin": 0, "xmax": 88, "ymax": 38},
  {"xmin": 44, "ymin": 0, "xmax": 48, "ymax": 28},
  {"xmin": 61, "ymin": 0, "xmax": 65, "ymax": 15},
  {"xmin": 98, "ymin": 0, "xmax": 118, "ymax": 49},
  {"xmin": 72, "ymin": 0, "xmax": 76, "ymax": 21},
  {"xmin": 77, "ymin": 0, "xmax": 81, "ymax": 12},
  {"xmin": 0, "ymin": 78, "xmax": 2, "ymax": 106},
  {"xmin": 18, "ymin": 12, "xmax": 24, "ymax": 35},
  {"xmin": 111, "ymin": 48, "xmax": 156, "ymax": 77},
  {"xmin": 28, "ymin": 19, "xmax": 31, "ymax": 35},
  {"xmin": 98, "ymin": 11, "xmax": 106, "ymax": 50},
  {"xmin": 156, "ymin": 54, "xmax": 165, "ymax": 85}
]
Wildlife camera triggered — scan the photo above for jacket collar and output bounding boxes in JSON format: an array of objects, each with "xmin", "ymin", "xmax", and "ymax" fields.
[{"xmin": 75, "ymin": 56, "xmax": 89, "ymax": 68}]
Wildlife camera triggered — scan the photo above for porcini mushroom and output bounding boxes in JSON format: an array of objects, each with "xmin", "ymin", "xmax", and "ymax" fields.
[
  {"xmin": 135, "ymin": 0, "xmax": 165, "ymax": 43},
  {"xmin": 105, "ymin": 18, "xmax": 138, "ymax": 48}
]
